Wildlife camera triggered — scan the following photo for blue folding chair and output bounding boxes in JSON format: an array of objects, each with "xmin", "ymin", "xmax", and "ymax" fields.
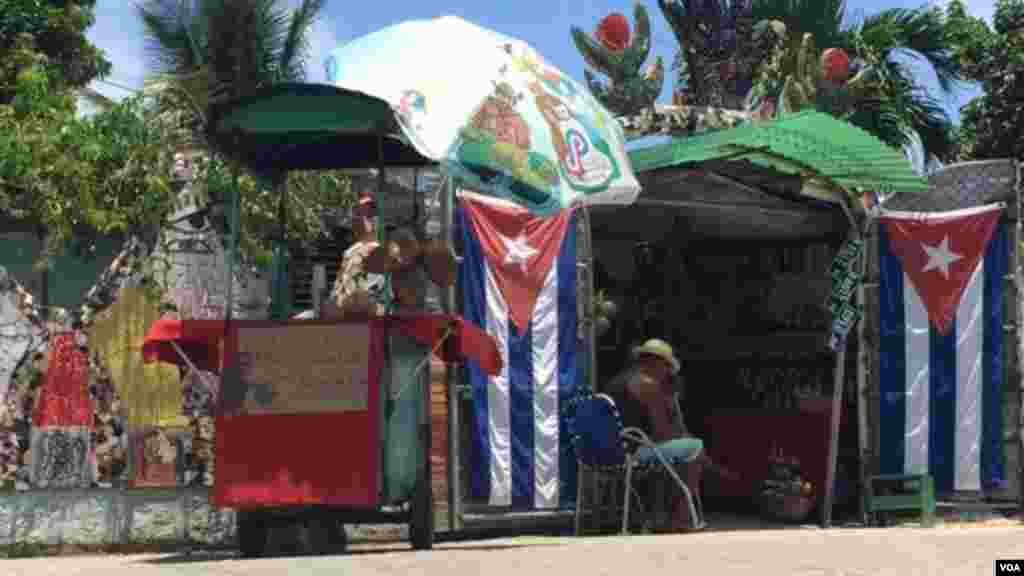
[{"xmin": 566, "ymin": 393, "xmax": 703, "ymax": 535}]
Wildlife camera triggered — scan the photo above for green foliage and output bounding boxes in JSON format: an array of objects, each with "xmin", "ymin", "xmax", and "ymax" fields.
[
  {"xmin": 751, "ymin": 0, "xmax": 963, "ymax": 163},
  {"xmin": 0, "ymin": 1, "xmax": 111, "ymax": 104},
  {"xmin": 137, "ymin": 0, "xmax": 354, "ymax": 266},
  {"xmin": 137, "ymin": 0, "xmax": 325, "ymax": 100},
  {"xmin": 198, "ymin": 155, "xmax": 356, "ymax": 264},
  {"xmin": 0, "ymin": 64, "xmax": 179, "ymax": 265},
  {"xmin": 947, "ymin": 0, "xmax": 1024, "ymax": 160}
]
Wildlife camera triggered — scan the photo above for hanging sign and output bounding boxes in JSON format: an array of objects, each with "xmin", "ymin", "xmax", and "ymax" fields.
[
  {"xmin": 828, "ymin": 270, "xmax": 863, "ymax": 312},
  {"xmin": 829, "ymin": 239, "xmax": 863, "ymax": 279},
  {"xmin": 827, "ymin": 239, "xmax": 865, "ymax": 352},
  {"xmin": 828, "ymin": 302, "xmax": 863, "ymax": 352}
]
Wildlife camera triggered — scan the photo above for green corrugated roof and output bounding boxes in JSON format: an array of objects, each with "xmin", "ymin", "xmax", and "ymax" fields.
[{"xmin": 628, "ymin": 111, "xmax": 929, "ymax": 196}]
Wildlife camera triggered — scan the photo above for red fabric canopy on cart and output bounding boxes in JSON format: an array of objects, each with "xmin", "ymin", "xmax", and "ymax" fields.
[
  {"xmin": 141, "ymin": 319, "xmax": 225, "ymax": 373},
  {"xmin": 141, "ymin": 315, "xmax": 502, "ymax": 375},
  {"xmin": 385, "ymin": 314, "xmax": 502, "ymax": 375}
]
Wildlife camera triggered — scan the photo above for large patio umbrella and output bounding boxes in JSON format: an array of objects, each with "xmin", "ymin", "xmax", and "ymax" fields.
[{"xmin": 323, "ymin": 15, "xmax": 641, "ymax": 216}]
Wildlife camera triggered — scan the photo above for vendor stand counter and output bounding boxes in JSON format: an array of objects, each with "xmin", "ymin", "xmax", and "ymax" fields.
[
  {"xmin": 703, "ymin": 407, "xmax": 854, "ymax": 518},
  {"xmin": 142, "ymin": 315, "xmax": 501, "ymax": 554}
]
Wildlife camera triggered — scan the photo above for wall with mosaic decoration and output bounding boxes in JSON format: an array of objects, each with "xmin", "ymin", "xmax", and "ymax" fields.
[{"xmin": 0, "ymin": 204, "xmax": 268, "ymax": 491}]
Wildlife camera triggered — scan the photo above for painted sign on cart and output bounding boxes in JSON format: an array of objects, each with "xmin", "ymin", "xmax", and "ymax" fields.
[{"xmin": 233, "ymin": 323, "xmax": 371, "ymax": 414}]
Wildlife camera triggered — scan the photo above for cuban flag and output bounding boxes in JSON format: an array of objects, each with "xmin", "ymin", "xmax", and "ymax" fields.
[
  {"xmin": 458, "ymin": 192, "xmax": 577, "ymax": 510},
  {"xmin": 878, "ymin": 203, "xmax": 1007, "ymax": 493}
]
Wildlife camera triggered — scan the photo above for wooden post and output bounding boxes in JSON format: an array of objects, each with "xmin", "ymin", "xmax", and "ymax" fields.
[
  {"xmin": 856, "ymin": 220, "xmax": 871, "ymax": 523},
  {"xmin": 823, "ymin": 195, "xmax": 863, "ymax": 528},
  {"xmin": 823, "ymin": 337, "xmax": 846, "ymax": 528}
]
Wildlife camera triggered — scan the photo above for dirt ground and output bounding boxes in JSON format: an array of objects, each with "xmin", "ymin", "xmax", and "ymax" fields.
[{"xmin": 5, "ymin": 521, "xmax": 1024, "ymax": 576}]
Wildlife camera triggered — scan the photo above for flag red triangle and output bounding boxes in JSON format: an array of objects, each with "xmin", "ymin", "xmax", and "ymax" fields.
[
  {"xmin": 879, "ymin": 207, "xmax": 1002, "ymax": 334},
  {"xmin": 462, "ymin": 197, "xmax": 572, "ymax": 334}
]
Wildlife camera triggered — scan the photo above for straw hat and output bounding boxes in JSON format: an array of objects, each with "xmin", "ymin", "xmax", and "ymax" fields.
[{"xmin": 632, "ymin": 339, "xmax": 680, "ymax": 374}]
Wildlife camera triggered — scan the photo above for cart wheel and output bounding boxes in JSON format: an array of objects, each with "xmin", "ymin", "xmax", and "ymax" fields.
[
  {"xmin": 306, "ymin": 515, "xmax": 348, "ymax": 556},
  {"xmin": 237, "ymin": 511, "xmax": 268, "ymax": 558},
  {"xmin": 326, "ymin": 520, "xmax": 348, "ymax": 554},
  {"xmin": 410, "ymin": 477, "xmax": 434, "ymax": 550}
]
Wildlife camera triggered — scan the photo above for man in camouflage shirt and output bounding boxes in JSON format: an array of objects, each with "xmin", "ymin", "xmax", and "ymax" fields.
[{"xmin": 325, "ymin": 195, "xmax": 387, "ymax": 318}]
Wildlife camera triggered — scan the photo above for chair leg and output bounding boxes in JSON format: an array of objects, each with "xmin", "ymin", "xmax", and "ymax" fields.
[
  {"xmin": 575, "ymin": 464, "xmax": 585, "ymax": 536},
  {"xmin": 622, "ymin": 461, "xmax": 634, "ymax": 535},
  {"xmin": 653, "ymin": 456, "xmax": 702, "ymax": 529}
]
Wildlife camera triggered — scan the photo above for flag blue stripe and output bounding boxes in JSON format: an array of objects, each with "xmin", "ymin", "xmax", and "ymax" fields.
[
  {"xmin": 557, "ymin": 213, "xmax": 578, "ymax": 509},
  {"xmin": 508, "ymin": 322, "xmax": 534, "ymax": 508},
  {"xmin": 983, "ymin": 224, "xmax": 1006, "ymax": 489},
  {"xmin": 878, "ymin": 225, "xmax": 907, "ymax": 475},
  {"xmin": 930, "ymin": 315, "xmax": 956, "ymax": 493},
  {"xmin": 458, "ymin": 205, "xmax": 491, "ymax": 502}
]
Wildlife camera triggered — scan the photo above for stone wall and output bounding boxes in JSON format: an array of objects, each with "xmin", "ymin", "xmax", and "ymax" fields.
[{"xmin": 0, "ymin": 488, "xmax": 235, "ymax": 547}]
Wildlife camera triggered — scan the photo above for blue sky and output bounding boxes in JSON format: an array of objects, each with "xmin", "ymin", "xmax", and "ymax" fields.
[{"xmin": 88, "ymin": 0, "xmax": 994, "ymax": 122}]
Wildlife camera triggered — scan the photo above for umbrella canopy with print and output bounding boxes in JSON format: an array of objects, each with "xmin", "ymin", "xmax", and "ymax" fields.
[{"xmin": 323, "ymin": 15, "xmax": 641, "ymax": 216}]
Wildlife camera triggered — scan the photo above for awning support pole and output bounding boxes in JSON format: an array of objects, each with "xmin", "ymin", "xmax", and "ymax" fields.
[
  {"xmin": 855, "ymin": 220, "xmax": 871, "ymax": 524},
  {"xmin": 578, "ymin": 204, "xmax": 597, "ymax": 393},
  {"xmin": 442, "ymin": 175, "xmax": 462, "ymax": 531},
  {"xmin": 823, "ymin": 193, "xmax": 863, "ymax": 528}
]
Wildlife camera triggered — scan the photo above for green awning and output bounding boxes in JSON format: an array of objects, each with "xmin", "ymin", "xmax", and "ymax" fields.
[
  {"xmin": 628, "ymin": 111, "xmax": 929, "ymax": 197},
  {"xmin": 206, "ymin": 83, "xmax": 432, "ymax": 173}
]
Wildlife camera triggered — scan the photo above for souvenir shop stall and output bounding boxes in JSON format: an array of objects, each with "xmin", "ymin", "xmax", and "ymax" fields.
[
  {"xmin": 587, "ymin": 111, "xmax": 930, "ymax": 525},
  {"xmin": 565, "ymin": 2, "xmax": 934, "ymax": 526}
]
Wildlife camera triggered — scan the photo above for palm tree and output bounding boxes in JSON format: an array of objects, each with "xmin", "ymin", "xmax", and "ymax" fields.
[
  {"xmin": 135, "ymin": 0, "xmax": 346, "ymax": 229},
  {"xmin": 136, "ymin": 0, "xmax": 326, "ymax": 146},
  {"xmin": 749, "ymin": 0, "xmax": 964, "ymax": 164}
]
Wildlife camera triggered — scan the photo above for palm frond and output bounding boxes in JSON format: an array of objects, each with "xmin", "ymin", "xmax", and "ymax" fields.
[
  {"xmin": 279, "ymin": 0, "xmax": 327, "ymax": 82},
  {"xmin": 853, "ymin": 7, "xmax": 963, "ymax": 93},
  {"xmin": 136, "ymin": 0, "xmax": 205, "ymax": 74},
  {"xmin": 845, "ymin": 64, "xmax": 956, "ymax": 163},
  {"xmin": 139, "ymin": 0, "xmax": 328, "ymax": 140}
]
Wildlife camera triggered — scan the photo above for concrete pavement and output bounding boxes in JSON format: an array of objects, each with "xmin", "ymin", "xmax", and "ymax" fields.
[{"xmin": 5, "ymin": 525, "xmax": 1024, "ymax": 576}]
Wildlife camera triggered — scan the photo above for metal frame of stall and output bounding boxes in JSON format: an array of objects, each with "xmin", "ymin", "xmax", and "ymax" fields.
[{"xmin": 205, "ymin": 83, "xmax": 486, "ymax": 550}]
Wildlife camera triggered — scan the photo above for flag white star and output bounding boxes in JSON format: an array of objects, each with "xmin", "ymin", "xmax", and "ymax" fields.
[
  {"xmin": 921, "ymin": 236, "xmax": 963, "ymax": 278},
  {"xmin": 503, "ymin": 234, "xmax": 538, "ymax": 272}
]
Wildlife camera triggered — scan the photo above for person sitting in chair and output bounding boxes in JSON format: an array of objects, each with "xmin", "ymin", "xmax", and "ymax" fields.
[{"xmin": 606, "ymin": 339, "xmax": 708, "ymax": 532}]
